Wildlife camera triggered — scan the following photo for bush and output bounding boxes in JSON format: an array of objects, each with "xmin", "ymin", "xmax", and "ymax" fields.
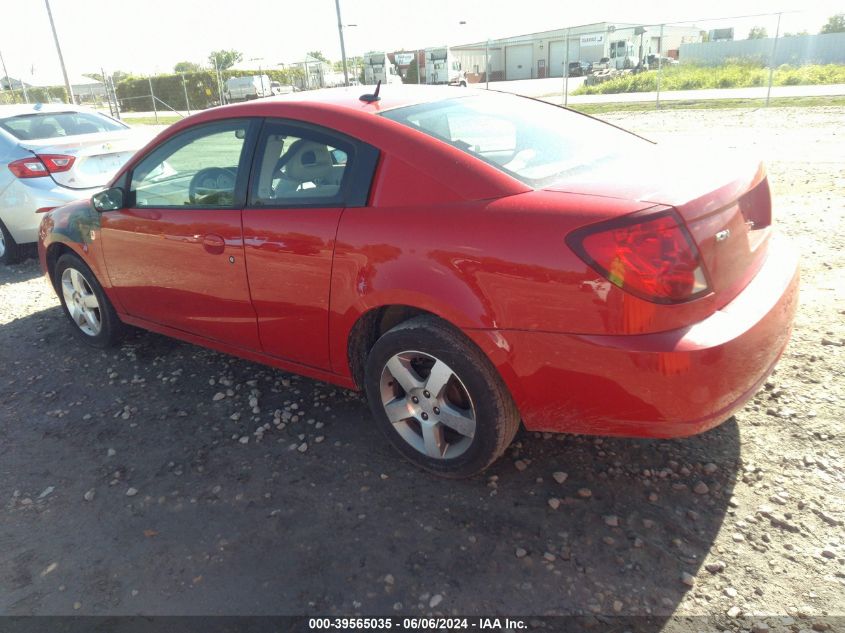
[
  {"xmin": 573, "ymin": 63, "xmax": 845, "ymax": 95},
  {"xmin": 0, "ymin": 86, "xmax": 68, "ymax": 105}
]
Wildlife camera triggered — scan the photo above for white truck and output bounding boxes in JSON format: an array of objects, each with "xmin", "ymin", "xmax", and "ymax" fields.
[
  {"xmin": 362, "ymin": 52, "xmax": 403, "ymax": 86},
  {"xmin": 223, "ymin": 75, "xmax": 274, "ymax": 103},
  {"xmin": 606, "ymin": 37, "xmax": 641, "ymax": 70},
  {"xmin": 424, "ymin": 47, "xmax": 467, "ymax": 86}
]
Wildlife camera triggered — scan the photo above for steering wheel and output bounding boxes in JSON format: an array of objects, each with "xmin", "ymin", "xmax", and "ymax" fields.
[{"xmin": 188, "ymin": 167, "xmax": 237, "ymax": 205}]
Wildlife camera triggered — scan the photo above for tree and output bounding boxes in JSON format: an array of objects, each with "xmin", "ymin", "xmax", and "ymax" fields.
[
  {"xmin": 208, "ymin": 50, "xmax": 243, "ymax": 70},
  {"xmin": 820, "ymin": 13, "xmax": 845, "ymax": 34},
  {"xmin": 174, "ymin": 61, "xmax": 201, "ymax": 73},
  {"xmin": 403, "ymin": 59, "xmax": 420, "ymax": 84},
  {"xmin": 747, "ymin": 26, "xmax": 768, "ymax": 39},
  {"xmin": 307, "ymin": 51, "xmax": 329, "ymax": 63}
]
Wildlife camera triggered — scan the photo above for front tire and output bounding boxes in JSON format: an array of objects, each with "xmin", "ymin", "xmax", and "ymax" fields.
[
  {"xmin": 0, "ymin": 220, "xmax": 22, "ymax": 265},
  {"xmin": 364, "ymin": 316, "xmax": 520, "ymax": 478},
  {"xmin": 54, "ymin": 253, "xmax": 123, "ymax": 348}
]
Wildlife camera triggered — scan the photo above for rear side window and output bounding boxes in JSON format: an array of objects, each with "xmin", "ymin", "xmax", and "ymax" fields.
[
  {"xmin": 381, "ymin": 93, "xmax": 650, "ymax": 187},
  {"xmin": 248, "ymin": 120, "xmax": 379, "ymax": 209},
  {"xmin": 0, "ymin": 112, "xmax": 126, "ymax": 140}
]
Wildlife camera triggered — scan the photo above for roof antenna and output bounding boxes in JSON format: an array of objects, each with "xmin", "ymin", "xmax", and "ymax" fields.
[{"xmin": 359, "ymin": 80, "xmax": 381, "ymax": 103}]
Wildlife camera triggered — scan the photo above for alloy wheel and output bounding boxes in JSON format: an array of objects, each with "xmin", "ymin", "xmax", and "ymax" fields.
[
  {"xmin": 379, "ymin": 351, "xmax": 476, "ymax": 460},
  {"xmin": 60, "ymin": 268, "xmax": 102, "ymax": 336}
]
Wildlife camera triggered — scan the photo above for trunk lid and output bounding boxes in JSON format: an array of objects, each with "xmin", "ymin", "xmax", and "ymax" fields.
[
  {"xmin": 547, "ymin": 148, "xmax": 772, "ymax": 305},
  {"xmin": 19, "ymin": 128, "xmax": 155, "ymax": 190}
]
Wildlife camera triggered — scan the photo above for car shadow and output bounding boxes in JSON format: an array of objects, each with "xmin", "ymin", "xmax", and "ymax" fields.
[
  {"xmin": 0, "ymin": 304, "xmax": 740, "ymax": 622},
  {"xmin": 0, "ymin": 253, "xmax": 43, "ymax": 285}
]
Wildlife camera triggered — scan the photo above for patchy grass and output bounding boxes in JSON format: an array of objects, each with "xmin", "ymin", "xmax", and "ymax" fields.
[
  {"xmin": 565, "ymin": 95, "xmax": 845, "ymax": 115},
  {"xmin": 121, "ymin": 115, "xmax": 182, "ymax": 126},
  {"xmin": 574, "ymin": 64, "xmax": 845, "ymax": 95}
]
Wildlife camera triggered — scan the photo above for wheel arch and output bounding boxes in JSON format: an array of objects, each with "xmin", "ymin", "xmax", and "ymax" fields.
[
  {"xmin": 45, "ymin": 241, "xmax": 79, "ymax": 292},
  {"xmin": 346, "ymin": 304, "xmax": 441, "ymax": 390}
]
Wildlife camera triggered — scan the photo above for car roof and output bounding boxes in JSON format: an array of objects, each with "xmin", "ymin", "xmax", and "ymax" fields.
[
  {"xmin": 224, "ymin": 84, "xmax": 475, "ymax": 115},
  {"xmin": 0, "ymin": 103, "xmax": 99, "ymax": 120}
]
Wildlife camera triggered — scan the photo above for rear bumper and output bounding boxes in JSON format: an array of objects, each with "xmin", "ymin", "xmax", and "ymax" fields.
[
  {"xmin": 467, "ymin": 234, "xmax": 799, "ymax": 438},
  {"xmin": 0, "ymin": 179, "xmax": 98, "ymax": 244}
]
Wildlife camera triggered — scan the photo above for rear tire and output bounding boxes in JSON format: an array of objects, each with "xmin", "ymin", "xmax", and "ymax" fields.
[
  {"xmin": 54, "ymin": 253, "xmax": 124, "ymax": 348},
  {"xmin": 0, "ymin": 220, "xmax": 22, "ymax": 265},
  {"xmin": 364, "ymin": 316, "xmax": 520, "ymax": 478}
]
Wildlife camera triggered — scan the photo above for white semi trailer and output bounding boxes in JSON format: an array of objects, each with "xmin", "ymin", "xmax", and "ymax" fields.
[
  {"xmin": 424, "ymin": 47, "xmax": 467, "ymax": 86},
  {"xmin": 362, "ymin": 52, "xmax": 403, "ymax": 85}
]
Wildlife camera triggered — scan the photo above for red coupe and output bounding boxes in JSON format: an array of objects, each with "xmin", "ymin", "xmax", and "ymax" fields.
[{"xmin": 38, "ymin": 86, "xmax": 799, "ymax": 477}]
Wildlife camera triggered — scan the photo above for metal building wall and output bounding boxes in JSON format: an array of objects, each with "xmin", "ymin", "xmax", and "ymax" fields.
[{"xmin": 679, "ymin": 32, "xmax": 845, "ymax": 65}]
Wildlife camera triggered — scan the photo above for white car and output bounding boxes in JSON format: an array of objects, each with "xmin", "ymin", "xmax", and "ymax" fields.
[{"xmin": 0, "ymin": 104, "xmax": 153, "ymax": 264}]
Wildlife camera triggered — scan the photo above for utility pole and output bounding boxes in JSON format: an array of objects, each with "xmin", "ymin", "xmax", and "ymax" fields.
[
  {"xmin": 0, "ymin": 49, "xmax": 9, "ymax": 95},
  {"xmin": 44, "ymin": 0, "xmax": 75, "ymax": 104},
  {"xmin": 335, "ymin": 0, "xmax": 350, "ymax": 86}
]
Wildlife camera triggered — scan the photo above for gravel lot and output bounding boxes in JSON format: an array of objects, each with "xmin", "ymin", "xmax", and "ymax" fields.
[{"xmin": 1, "ymin": 106, "xmax": 843, "ymax": 626}]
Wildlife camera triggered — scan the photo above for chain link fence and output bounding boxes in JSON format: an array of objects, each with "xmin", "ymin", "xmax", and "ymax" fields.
[{"xmin": 1, "ymin": 10, "xmax": 842, "ymax": 116}]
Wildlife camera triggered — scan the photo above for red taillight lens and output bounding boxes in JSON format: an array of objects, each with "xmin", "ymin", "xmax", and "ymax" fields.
[
  {"xmin": 567, "ymin": 209, "xmax": 710, "ymax": 304},
  {"xmin": 8, "ymin": 157, "xmax": 49, "ymax": 178},
  {"xmin": 39, "ymin": 154, "xmax": 76, "ymax": 173},
  {"xmin": 8, "ymin": 154, "xmax": 75, "ymax": 178}
]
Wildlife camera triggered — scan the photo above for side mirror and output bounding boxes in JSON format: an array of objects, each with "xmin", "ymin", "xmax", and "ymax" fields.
[{"xmin": 92, "ymin": 187, "xmax": 124, "ymax": 212}]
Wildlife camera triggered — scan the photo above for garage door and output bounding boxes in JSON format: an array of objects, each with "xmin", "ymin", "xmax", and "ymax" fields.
[
  {"xmin": 549, "ymin": 41, "xmax": 566, "ymax": 77},
  {"xmin": 548, "ymin": 39, "xmax": 582, "ymax": 77},
  {"xmin": 505, "ymin": 44, "xmax": 532, "ymax": 80}
]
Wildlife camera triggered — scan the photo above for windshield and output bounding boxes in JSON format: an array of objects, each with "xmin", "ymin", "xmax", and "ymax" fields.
[
  {"xmin": 0, "ymin": 111, "xmax": 127, "ymax": 141},
  {"xmin": 381, "ymin": 93, "xmax": 651, "ymax": 187}
]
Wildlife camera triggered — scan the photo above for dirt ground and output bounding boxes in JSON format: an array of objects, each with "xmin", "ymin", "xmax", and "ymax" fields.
[{"xmin": 0, "ymin": 106, "xmax": 843, "ymax": 627}]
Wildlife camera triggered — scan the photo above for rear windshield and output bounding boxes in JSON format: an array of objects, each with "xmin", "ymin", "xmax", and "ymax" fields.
[
  {"xmin": 381, "ymin": 94, "xmax": 650, "ymax": 187},
  {"xmin": 0, "ymin": 111, "xmax": 126, "ymax": 141}
]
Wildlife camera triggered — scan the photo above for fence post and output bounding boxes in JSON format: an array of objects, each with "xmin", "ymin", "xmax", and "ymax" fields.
[
  {"xmin": 656, "ymin": 23, "xmax": 664, "ymax": 110},
  {"xmin": 147, "ymin": 76, "xmax": 158, "ymax": 124},
  {"xmin": 110, "ymin": 77, "xmax": 121, "ymax": 120},
  {"xmin": 563, "ymin": 29, "xmax": 570, "ymax": 107},
  {"xmin": 765, "ymin": 12, "xmax": 782, "ymax": 107},
  {"xmin": 485, "ymin": 38, "xmax": 490, "ymax": 89},
  {"xmin": 102, "ymin": 67, "xmax": 113, "ymax": 118},
  {"xmin": 181, "ymin": 73, "xmax": 191, "ymax": 115}
]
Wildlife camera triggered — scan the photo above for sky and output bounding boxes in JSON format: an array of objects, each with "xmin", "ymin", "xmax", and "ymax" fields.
[{"xmin": 1, "ymin": 0, "xmax": 841, "ymax": 85}]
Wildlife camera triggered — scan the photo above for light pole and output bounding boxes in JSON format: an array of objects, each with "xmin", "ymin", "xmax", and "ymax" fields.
[{"xmin": 44, "ymin": 0, "xmax": 75, "ymax": 104}]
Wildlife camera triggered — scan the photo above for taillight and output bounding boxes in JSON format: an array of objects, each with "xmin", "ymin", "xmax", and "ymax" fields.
[
  {"xmin": 8, "ymin": 154, "xmax": 75, "ymax": 178},
  {"xmin": 40, "ymin": 154, "xmax": 76, "ymax": 173},
  {"xmin": 8, "ymin": 157, "xmax": 48, "ymax": 178},
  {"xmin": 567, "ymin": 208, "xmax": 710, "ymax": 304}
]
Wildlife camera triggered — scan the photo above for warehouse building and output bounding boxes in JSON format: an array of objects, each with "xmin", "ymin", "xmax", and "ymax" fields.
[{"xmin": 452, "ymin": 22, "xmax": 703, "ymax": 82}]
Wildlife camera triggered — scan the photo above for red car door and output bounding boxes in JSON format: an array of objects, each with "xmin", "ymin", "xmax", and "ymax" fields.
[
  {"xmin": 242, "ymin": 119, "xmax": 379, "ymax": 369},
  {"xmin": 100, "ymin": 119, "xmax": 263, "ymax": 350}
]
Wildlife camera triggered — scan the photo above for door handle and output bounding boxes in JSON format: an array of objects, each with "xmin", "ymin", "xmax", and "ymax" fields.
[{"xmin": 202, "ymin": 234, "xmax": 226, "ymax": 255}]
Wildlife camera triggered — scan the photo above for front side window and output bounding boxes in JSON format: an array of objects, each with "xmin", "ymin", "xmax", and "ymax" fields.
[
  {"xmin": 381, "ymin": 93, "xmax": 650, "ymax": 187},
  {"xmin": 130, "ymin": 120, "xmax": 249, "ymax": 208}
]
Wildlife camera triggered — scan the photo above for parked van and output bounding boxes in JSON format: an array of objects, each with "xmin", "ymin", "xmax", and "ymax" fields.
[{"xmin": 223, "ymin": 75, "xmax": 273, "ymax": 103}]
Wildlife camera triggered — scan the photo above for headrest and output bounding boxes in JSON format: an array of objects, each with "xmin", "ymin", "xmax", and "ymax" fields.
[{"xmin": 284, "ymin": 140, "xmax": 332, "ymax": 183}]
